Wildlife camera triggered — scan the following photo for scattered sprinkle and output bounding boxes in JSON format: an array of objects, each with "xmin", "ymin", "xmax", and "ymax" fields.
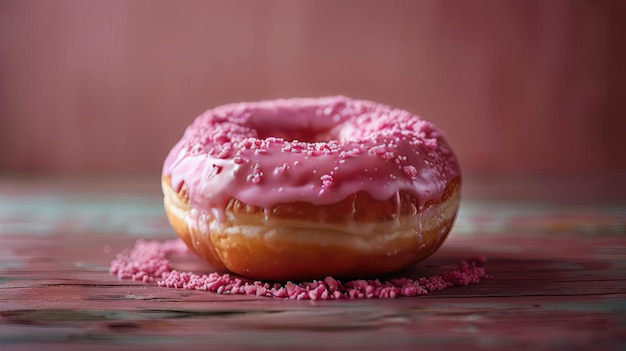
[{"xmin": 110, "ymin": 239, "xmax": 488, "ymax": 300}]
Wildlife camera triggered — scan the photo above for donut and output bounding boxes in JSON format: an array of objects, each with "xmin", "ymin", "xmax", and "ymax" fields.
[{"xmin": 162, "ymin": 96, "xmax": 461, "ymax": 281}]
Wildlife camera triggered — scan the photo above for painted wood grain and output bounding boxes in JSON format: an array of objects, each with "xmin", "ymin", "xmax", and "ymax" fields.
[{"xmin": 0, "ymin": 177, "xmax": 625, "ymax": 350}]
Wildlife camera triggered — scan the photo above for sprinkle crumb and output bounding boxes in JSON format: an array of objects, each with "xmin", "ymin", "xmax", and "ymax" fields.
[
  {"xmin": 403, "ymin": 165, "xmax": 418, "ymax": 178},
  {"xmin": 110, "ymin": 239, "xmax": 488, "ymax": 300}
]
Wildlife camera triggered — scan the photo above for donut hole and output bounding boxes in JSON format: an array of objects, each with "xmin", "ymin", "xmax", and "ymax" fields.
[{"xmin": 247, "ymin": 110, "xmax": 342, "ymax": 143}]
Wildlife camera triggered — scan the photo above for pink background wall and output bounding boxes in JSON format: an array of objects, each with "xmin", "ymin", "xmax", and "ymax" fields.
[{"xmin": 1, "ymin": 0, "xmax": 625, "ymax": 177}]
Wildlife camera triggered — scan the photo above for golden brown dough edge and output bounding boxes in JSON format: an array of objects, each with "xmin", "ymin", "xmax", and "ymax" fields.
[{"xmin": 162, "ymin": 175, "xmax": 461, "ymax": 281}]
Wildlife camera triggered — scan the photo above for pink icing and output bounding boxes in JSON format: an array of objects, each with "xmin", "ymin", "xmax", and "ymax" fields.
[
  {"xmin": 110, "ymin": 239, "xmax": 487, "ymax": 300},
  {"xmin": 163, "ymin": 96, "xmax": 460, "ymax": 221}
]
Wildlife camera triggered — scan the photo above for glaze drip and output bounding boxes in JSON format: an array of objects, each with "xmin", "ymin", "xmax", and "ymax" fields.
[{"xmin": 163, "ymin": 96, "xmax": 460, "ymax": 221}]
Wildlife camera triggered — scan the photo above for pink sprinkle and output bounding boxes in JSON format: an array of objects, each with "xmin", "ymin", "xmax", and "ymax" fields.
[
  {"xmin": 320, "ymin": 174, "xmax": 334, "ymax": 190},
  {"xmin": 424, "ymin": 138, "xmax": 438, "ymax": 150},
  {"xmin": 403, "ymin": 165, "xmax": 418, "ymax": 178},
  {"xmin": 110, "ymin": 239, "xmax": 488, "ymax": 300},
  {"xmin": 273, "ymin": 163, "xmax": 290, "ymax": 176},
  {"xmin": 248, "ymin": 163, "xmax": 263, "ymax": 184}
]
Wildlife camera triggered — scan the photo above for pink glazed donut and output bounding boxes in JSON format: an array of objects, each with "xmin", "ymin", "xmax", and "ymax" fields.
[{"xmin": 162, "ymin": 96, "xmax": 461, "ymax": 281}]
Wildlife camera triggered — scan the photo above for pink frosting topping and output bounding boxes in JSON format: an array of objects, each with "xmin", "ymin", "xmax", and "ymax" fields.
[
  {"xmin": 163, "ymin": 96, "xmax": 460, "ymax": 220},
  {"xmin": 110, "ymin": 239, "xmax": 487, "ymax": 300}
]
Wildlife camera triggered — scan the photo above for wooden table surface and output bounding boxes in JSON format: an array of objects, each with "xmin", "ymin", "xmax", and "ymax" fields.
[{"xmin": 1, "ymin": 175, "xmax": 625, "ymax": 350}]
